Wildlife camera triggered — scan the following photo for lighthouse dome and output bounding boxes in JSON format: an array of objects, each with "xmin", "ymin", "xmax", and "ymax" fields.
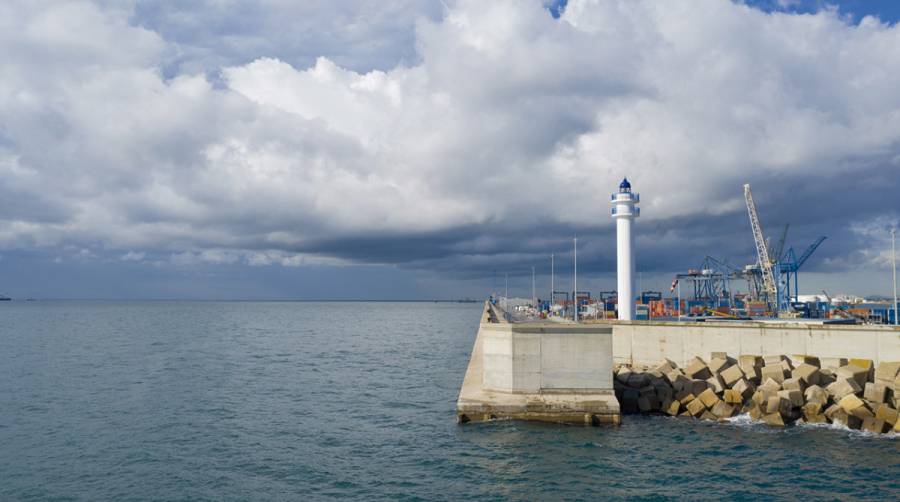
[{"xmin": 619, "ymin": 177, "xmax": 632, "ymax": 192}]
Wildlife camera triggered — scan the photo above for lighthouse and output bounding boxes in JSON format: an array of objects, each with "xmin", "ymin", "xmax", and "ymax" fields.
[{"xmin": 611, "ymin": 178, "xmax": 640, "ymax": 320}]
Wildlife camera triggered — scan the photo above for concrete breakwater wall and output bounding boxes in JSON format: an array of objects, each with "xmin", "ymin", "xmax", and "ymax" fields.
[
  {"xmin": 456, "ymin": 303, "xmax": 620, "ymax": 424},
  {"xmin": 611, "ymin": 321, "xmax": 900, "ymax": 368}
]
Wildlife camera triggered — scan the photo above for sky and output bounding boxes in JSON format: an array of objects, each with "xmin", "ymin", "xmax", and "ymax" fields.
[{"xmin": 0, "ymin": 0, "xmax": 899, "ymax": 300}]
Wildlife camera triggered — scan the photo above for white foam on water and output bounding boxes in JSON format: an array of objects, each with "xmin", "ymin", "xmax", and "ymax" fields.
[{"xmin": 721, "ymin": 413, "xmax": 899, "ymax": 439}]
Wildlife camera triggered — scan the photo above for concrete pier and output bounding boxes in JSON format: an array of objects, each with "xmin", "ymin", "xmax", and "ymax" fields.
[{"xmin": 456, "ymin": 303, "xmax": 620, "ymax": 425}]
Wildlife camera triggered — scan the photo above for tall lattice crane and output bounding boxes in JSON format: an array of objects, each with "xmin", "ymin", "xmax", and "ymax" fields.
[{"xmin": 743, "ymin": 184, "xmax": 777, "ymax": 297}]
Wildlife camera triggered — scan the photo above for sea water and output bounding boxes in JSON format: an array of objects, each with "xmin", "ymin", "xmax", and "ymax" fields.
[{"xmin": 1, "ymin": 301, "xmax": 897, "ymax": 500}]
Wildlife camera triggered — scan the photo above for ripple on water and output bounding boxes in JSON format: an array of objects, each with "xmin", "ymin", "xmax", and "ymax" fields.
[{"xmin": 1, "ymin": 301, "xmax": 898, "ymax": 500}]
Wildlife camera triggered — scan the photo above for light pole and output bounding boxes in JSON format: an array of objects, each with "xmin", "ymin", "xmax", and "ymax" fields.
[
  {"xmin": 531, "ymin": 266, "xmax": 536, "ymax": 308},
  {"xmin": 892, "ymin": 227, "xmax": 897, "ymax": 326},
  {"xmin": 550, "ymin": 253, "xmax": 554, "ymax": 312},
  {"xmin": 574, "ymin": 237, "xmax": 578, "ymax": 323}
]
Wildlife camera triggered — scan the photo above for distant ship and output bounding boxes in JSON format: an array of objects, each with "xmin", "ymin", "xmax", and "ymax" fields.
[{"xmin": 0, "ymin": 295, "xmax": 11, "ymax": 301}]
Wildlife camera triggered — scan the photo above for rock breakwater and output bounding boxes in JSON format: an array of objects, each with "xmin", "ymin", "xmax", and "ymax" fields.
[{"xmin": 614, "ymin": 354, "xmax": 900, "ymax": 434}]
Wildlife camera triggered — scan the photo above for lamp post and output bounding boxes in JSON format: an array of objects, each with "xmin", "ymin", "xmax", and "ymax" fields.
[
  {"xmin": 574, "ymin": 237, "xmax": 578, "ymax": 323},
  {"xmin": 892, "ymin": 228, "xmax": 897, "ymax": 326}
]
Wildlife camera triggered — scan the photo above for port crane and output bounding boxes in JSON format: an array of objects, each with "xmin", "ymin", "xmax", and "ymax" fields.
[{"xmin": 743, "ymin": 184, "xmax": 778, "ymax": 310}]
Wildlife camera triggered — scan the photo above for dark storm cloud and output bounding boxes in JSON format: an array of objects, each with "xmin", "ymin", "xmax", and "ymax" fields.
[{"xmin": 1, "ymin": 0, "xmax": 899, "ymax": 298}]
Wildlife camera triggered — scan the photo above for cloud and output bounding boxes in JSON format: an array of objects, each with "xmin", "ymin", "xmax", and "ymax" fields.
[{"xmin": 0, "ymin": 0, "xmax": 899, "ymax": 293}]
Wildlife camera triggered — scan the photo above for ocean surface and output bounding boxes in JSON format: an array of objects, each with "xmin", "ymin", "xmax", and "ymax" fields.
[{"xmin": 1, "ymin": 301, "xmax": 897, "ymax": 500}]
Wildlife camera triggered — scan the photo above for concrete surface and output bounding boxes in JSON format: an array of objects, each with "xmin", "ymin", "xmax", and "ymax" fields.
[{"xmin": 456, "ymin": 303, "xmax": 620, "ymax": 425}]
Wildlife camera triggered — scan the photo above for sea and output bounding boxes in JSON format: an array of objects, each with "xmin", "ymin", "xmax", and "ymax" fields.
[{"xmin": 1, "ymin": 300, "xmax": 897, "ymax": 500}]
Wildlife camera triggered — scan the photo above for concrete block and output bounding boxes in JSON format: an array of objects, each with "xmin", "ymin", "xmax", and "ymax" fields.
[
  {"xmin": 874, "ymin": 361, "xmax": 900, "ymax": 384},
  {"xmin": 732, "ymin": 378, "xmax": 754, "ymax": 400},
  {"xmin": 710, "ymin": 351, "xmax": 729, "ymax": 361},
  {"xmin": 638, "ymin": 395, "xmax": 653, "ymax": 412},
  {"xmin": 689, "ymin": 379, "xmax": 709, "ymax": 396},
  {"xmin": 706, "ymin": 375, "xmax": 725, "ymax": 394},
  {"xmin": 804, "ymin": 385, "xmax": 828, "ymax": 406},
  {"xmin": 759, "ymin": 378, "xmax": 782, "ymax": 393},
  {"xmin": 762, "ymin": 412, "xmax": 785, "ymax": 427},
  {"xmin": 824, "ymin": 404, "xmax": 844, "ymax": 420},
  {"xmin": 748, "ymin": 403, "xmax": 763, "ymax": 421},
  {"xmin": 686, "ymin": 398, "xmax": 706, "ymax": 417},
  {"xmin": 766, "ymin": 396, "xmax": 791, "ymax": 416},
  {"xmin": 778, "ymin": 389, "xmax": 803, "ymax": 408},
  {"xmin": 861, "ymin": 418, "xmax": 888, "ymax": 434},
  {"xmin": 709, "ymin": 357, "xmax": 730, "ymax": 376},
  {"xmin": 782, "ymin": 377, "xmax": 805, "ymax": 393},
  {"xmin": 665, "ymin": 399, "xmax": 681, "ymax": 416},
  {"xmin": 863, "ymin": 382, "xmax": 887, "ymax": 404},
  {"xmin": 615, "ymin": 366, "xmax": 633, "ymax": 384},
  {"xmin": 627, "ymin": 372, "xmax": 651, "ymax": 389},
  {"xmin": 723, "ymin": 389, "xmax": 742, "ymax": 405},
  {"xmin": 655, "ymin": 384, "xmax": 673, "ymax": 403},
  {"xmin": 720, "ymin": 365, "xmax": 745, "ymax": 387},
  {"xmin": 739, "ymin": 356, "xmax": 762, "ymax": 382},
  {"xmin": 700, "ymin": 410, "xmax": 718, "ymax": 421},
  {"xmin": 780, "ymin": 359, "xmax": 794, "ymax": 374},
  {"xmin": 679, "ymin": 410, "xmax": 692, "ymax": 418},
  {"xmin": 676, "ymin": 391, "xmax": 695, "ymax": 405},
  {"xmin": 621, "ymin": 389, "xmax": 640, "ymax": 414},
  {"xmin": 751, "ymin": 390, "xmax": 768, "ymax": 407},
  {"xmin": 826, "ymin": 378, "xmax": 862, "ymax": 400},
  {"xmin": 792, "ymin": 363, "xmax": 820, "ymax": 386},
  {"xmin": 820, "ymin": 357, "xmax": 848, "ymax": 371},
  {"xmin": 655, "ymin": 360, "xmax": 676, "ymax": 374},
  {"xmin": 741, "ymin": 365, "xmax": 760, "ymax": 383},
  {"xmin": 804, "ymin": 413, "xmax": 827, "ymax": 424},
  {"xmin": 874, "ymin": 403, "xmax": 898, "ymax": 426},
  {"xmin": 895, "ymin": 418, "xmax": 900, "ymax": 432},
  {"xmin": 711, "ymin": 401, "xmax": 735, "ymax": 419},
  {"xmin": 739, "ymin": 355, "xmax": 761, "ymax": 368},
  {"xmin": 790, "ymin": 355, "xmax": 820, "ymax": 368},
  {"xmin": 697, "ymin": 388, "xmax": 719, "ymax": 409},
  {"xmin": 802, "ymin": 402, "xmax": 822, "ymax": 419},
  {"xmin": 763, "ymin": 355, "xmax": 785, "ymax": 366},
  {"xmin": 838, "ymin": 394, "xmax": 873, "ymax": 419},
  {"xmin": 849, "ymin": 358, "xmax": 874, "ymax": 372},
  {"xmin": 818, "ymin": 369, "xmax": 837, "ymax": 386},
  {"xmin": 837, "ymin": 364, "xmax": 869, "ymax": 388},
  {"xmin": 671, "ymin": 374, "xmax": 691, "ymax": 392},
  {"xmin": 760, "ymin": 365, "xmax": 785, "ymax": 384},
  {"xmin": 685, "ymin": 357, "xmax": 711, "ymax": 380}
]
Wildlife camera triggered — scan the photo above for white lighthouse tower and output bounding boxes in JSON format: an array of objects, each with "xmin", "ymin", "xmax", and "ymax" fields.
[{"xmin": 611, "ymin": 178, "xmax": 640, "ymax": 320}]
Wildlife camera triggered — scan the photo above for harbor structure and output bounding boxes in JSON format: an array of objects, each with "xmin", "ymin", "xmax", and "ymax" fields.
[{"xmin": 611, "ymin": 178, "xmax": 639, "ymax": 320}]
